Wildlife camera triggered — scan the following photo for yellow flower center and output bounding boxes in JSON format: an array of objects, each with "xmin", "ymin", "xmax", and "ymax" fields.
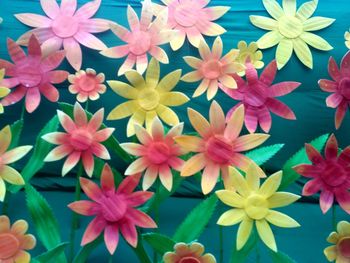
[
  {"xmin": 179, "ymin": 257, "xmax": 201, "ymax": 263},
  {"xmin": 338, "ymin": 237, "xmax": 350, "ymax": 258},
  {"xmin": 244, "ymin": 194, "xmax": 268, "ymax": 220},
  {"xmin": 138, "ymin": 89, "xmax": 160, "ymax": 111},
  {"xmin": 0, "ymin": 233, "xmax": 20, "ymax": 259},
  {"xmin": 278, "ymin": 15, "xmax": 303, "ymax": 39},
  {"xmin": 201, "ymin": 60, "xmax": 223, "ymax": 80},
  {"xmin": 70, "ymin": 129, "xmax": 93, "ymax": 151}
]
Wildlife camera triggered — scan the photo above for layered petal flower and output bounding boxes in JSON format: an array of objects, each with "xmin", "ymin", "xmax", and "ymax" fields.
[
  {"xmin": 216, "ymin": 164, "xmax": 300, "ymax": 252},
  {"xmin": 68, "ymin": 164, "xmax": 157, "ymax": 254},
  {"xmin": 163, "ymin": 242, "xmax": 216, "ymax": 263},
  {"xmin": 236, "ymin": 41, "xmax": 264, "ymax": 76},
  {"xmin": 0, "ymin": 69, "xmax": 11, "ymax": 114},
  {"xmin": 221, "ymin": 60, "xmax": 300, "ymax": 133},
  {"xmin": 324, "ymin": 221, "xmax": 350, "ymax": 262},
  {"xmin": 250, "ymin": 0, "xmax": 334, "ymax": 69},
  {"xmin": 43, "ymin": 102, "xmax": 114, "ymax": 177}
]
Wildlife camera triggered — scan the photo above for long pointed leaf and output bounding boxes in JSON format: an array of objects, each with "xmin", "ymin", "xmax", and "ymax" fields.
[
  {"xmin": 35, "ymin": 242, "xmax": 69, "ymax": 263},
  {"xmin": 270, "ymin": 250, "xmax": 297, "ymax": 263},
  {"xmin": 143, "ymin": 233, "xmax": 175, "ymax": 255}
]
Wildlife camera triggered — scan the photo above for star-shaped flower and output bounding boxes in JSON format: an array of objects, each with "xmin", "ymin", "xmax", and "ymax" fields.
[
  {"xmin": 15, "ymin": 0, "xmax": 111, "ymax": 70},
  {"xmin": 236, "ymin": 41, "xmax": 264, "ymax": 76},
  {"xmin": 324, "ymin": 221, "xmax": 350, "ymax": 263},
  {"xmin": 250, "ymin": 0, "xmax": 334, "ymax": 69}
]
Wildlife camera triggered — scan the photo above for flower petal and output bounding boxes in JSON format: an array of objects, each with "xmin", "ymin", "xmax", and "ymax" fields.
[
  {"xmin": 15, "ymin": 13, "xmax": 52, "ymax": 28},
  {"xmin": 217, "ymin": 209, "xmax": 245, "ymax": 226},
  {"xmin": 216, "ymin": 190, "xmax": 244, "ymax": 208},
  {"xmin": 0, "ymin": 166, "xmax": 25, "ymax": 185},
  {"xmin": 174, "ymin": 135, "xmax": 203, "ymax": 152},
  {"xmin": 256, "ymin": 219, "xmax": 277, "ymax": 252},
  {"xmin": 181, "ymin": 153, "xmax": 206, "ymax": 177},
  {"xmin": 276, "ymin": 39, "xmax": 294, "ymax": 69},
  {"xmin": 1, "ymin": 146, "xmax": 32, "ymax": 164},
  {"xmin": 320, "ymin": 190, "xmax": 334, "ymax": 214},
  {"xmin": 225, "ymin": 104, "xmax": 244, "ymax": 141},
  {"xmin": 201, "ymin": 163, "xmax": 220, "ymax": 194},
  {"xmin": 262, "ymin": 0, "xmax": 284, "ymax": 20},
  {"xmin": 188, "ymin": 108, "xmax": 211, "ymax": 138},
  {"xmin": 258, "ymin": 171, "xmax": 282, "ymax": 198},
  {"xmin": 62, "ymin": 151, "xmax": 81, "ymax": 176},
  {"xmin": 63, "ymin": 38, "xmax": 82, "ymax": 71},
  {"xmin": 296, "ymin": 0, "xmax": 317, "ymax": 21},
  {"xmin": 249, "ymin": 15, "xmax": 278, "ymax": 30},
  {"xmin": 160, "ymin": 92, "xmax": 189, "ymax": 107},
  {"xmin": 125, "ymin": 157, "xmax": 148, "ymax": 175},
  {"xmin": 303, "ymin": 17, "xmax": 335, "ymax": 31},
  {"xmin": 25, "ymin": 87, "xmax": 41, "ymax": 113},
  {"xmin": 68, "ymin": 200, "xmax": 99, "ymax": 216},
  {"xmin": 81, "ymin": 216, "xmax": 106, "ymax": 246},
  {"xmin": 257, "ymin": 31, "xmax": 282, "ymax": 49},
  {"xmin": 120, "ymin": 220, "xmax": 138, "ymax": 247},
  {"xmin": 236, "ymin": 217, "xmax": 253, "ymax": 250},
  {"xmin": 266, "ymin": 98, "xmax": 296, "ymax": 120},
  {"xmin": 265, "ymin": 210, "xmax": 300, "ymax": 227},
  {"xmin": 302, "ymin": 179, "xmax": 322, "ymax": 196},
  {"xmin": 104, "ymin": 224, "xmax": 119, "ymax": 255},
  {"xmin": 293, "ymin": 38, "xmax": 313, "ymax": 69},
  {"xmin": 268, "ymin": 192, "xmax": 300, "ymax": 208},
  {"xmin": 300, "ymin": 32, "xmax": 333, "ymax": 51}
]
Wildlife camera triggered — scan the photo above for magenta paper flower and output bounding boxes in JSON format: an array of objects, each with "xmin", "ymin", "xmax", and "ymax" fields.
[
  {"xmin": 15, "ymin": 0, "xmax": 111, "ymax": 71},
  {"xmin": 152, "ymin": 0, "xmax": 229, "ymax": 50},
  {"xmin": 100, "ymin": 0, "xmax": 175, "ymax": 76},
  {"xmin": 68, "ymin": 164, "xmax": 157, "ymax": 254},
  {"xmin": 43, "ymin": 102, "xmax": 114, "ymax": 177},
  {"xmin": 0, "ymin": 35, "xmax": 67, "ymax": 113},
  {"xmin": 318, "ymin": 51, "xmax": 350, "ymax": 129},
  {"xmin": 294, "ymin": 134, "xmax": 350, "ymax": 214},
  {"xmin": 121, "ymin": 117, "xmax": 185, "ymax": 191},
  {"xmin": 221, "ymin": 61, "xmax": 300, "ymax": 133}
]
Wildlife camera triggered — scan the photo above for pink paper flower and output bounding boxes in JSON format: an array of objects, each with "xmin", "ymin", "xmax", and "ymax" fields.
[
  {"xmin": 100, "ymin": 0, "xmax": 174, "ymax": 76},
  {"xmin": 121, "ymin": 117, "xmax": 185, "ymax": 191},
  {"xmin": 294, "ymin": 134, "xmax": 350, "ymax": 214},
  {"xmin": 68, "ymin": 68, "xmax": 106, "ymax": 102},
  {"xmin": 42, "ymin": 102, "xmax": 114, "ymax": 177},
  {"xmin": 319, "ymin": 51, "xmax": 350, "ymax": 129},
  {"xmin": 68, "ymin": 164, "xmax": 157, "ymax": 254},
  {"xmin": 221, "ymin": 61, "xmax": 300, "ymax": 133},
  {"xmin": 0, "ymin": 35, "xmax": 67, "ymax": 113},
  {"xmin": 15, "ymin": 0, "xmax": 111, "ymax": 71}
]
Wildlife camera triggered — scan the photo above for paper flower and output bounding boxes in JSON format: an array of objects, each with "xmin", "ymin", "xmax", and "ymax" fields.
[
  {"xmin": 0, "ymin": 216, "xmax": 36, "ymax": 262},
  {"xmin": 174, "ymin": 101, "xmax": 269, "ymax": 194},
  {"xmin": 100, "ymin": 0, "xmax": 174, "ymax": 76},
  {"xmin": 107, "ymin": 58, "xmax": 189, "ymax": 137},
  {"xmin": 294, "ymin": 134, "xmax": 350, "ymax": 214},
  {"xmin": 0, "ymin": 69, "xmax": 11, "ymax": 114},
  {"xmin": 163, "ymin": 242, "xmax": 216, "ymax": 263},
  {"xmin": 216, "ymin": 165, "xmax": 300, "ymax": 251},
  {"xmin": 68, "ymin": 68, "xmax": 106, "ymax": 102},
  {"xmin": 345, "ymin": 29, "xmax": 350, "ymax": 49},
  {"xmin": 121, "ymin": 117, "xmax": 185, "ymax": 191},
  {"xmin": 221, "ymin": 60, "xmax": 300, "ymax": 133},
  {"xmin": 15, "ymin": 0, "xmax": 111, "ymax": 71},
  {"xmin": 236, "ymin": 41, "xmax": 264, "ymax": 76},
  {"xmin": 43, "ymin": 102, "xmax": 114, "ymax": 177},
  {"xmin": 318, "ymin": 51, "xmax": 350, "ymax": 129},
  {"xmin": 68, "ymin": 164, "xmax": 156, "ymax": 254},
  {"xmin": 324, "ymin": 221, "xmax": 350, "ymax": 262},
  {"xmin": 0, "ymin": 35, "xmax": 67, "ymax": 113},
  {"xmin": 182, "ymin": 37, "xmax": 244, "ymax": 100},
  {"xmin": 0, "ymin": 126, "xmax": 32, "ymax": 201},
  {"xmin": 151, "ymin": 0, "xmax": 229, "ymax": 50},
  {"xmin": 250, "ymin": 0, "xmax": 334, "ymax": 69}
]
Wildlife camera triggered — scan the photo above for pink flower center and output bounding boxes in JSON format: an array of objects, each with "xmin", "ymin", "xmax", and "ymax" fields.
[
  {"xmin": 147, "ymin": 142, "xmax": 171, "ymax": 165},
  {"xmin": 52, "ymin": 15, "xmax": 79, "ymax": 38},
  {"xmin": 0, "ymin": 233, "xmax": 19, "ymax": 259},
  {"xmin": 339, "ymin": 77, "xmax": 350, "ymax": 100},
  {"xmin": 128, "ymin": 31, "xmax": 151, "ymax": 56},
  {"xmin": 100, "ymin": 195, "xmax": 127, "ymax": 222},
  {"xmin": 205, "ymin": 135, "xmax": 233, "ymax": 164},
  {"xmin": 243, "ymin": 84, "xmax": 267, "ymax": 107},
  {"xmin": 179, "ymin": 257, "xmax": 201, "ymax": 263},
  {"xmin": 201, "ymin": 60, "xmax": 223, "ymax": 80},
  {"xmin": 76, "ymin": 74, "xmax": 98, "ymax": 92},
  {"xmin": 338, "ymin": 237, "xmax": 350, "ymax": 258},
  {"xmin": 174, "ymin": 2, "xmax": 198, "ymax": 27},
  {"xmin": 17, "ymin": 65, "xmax": 42, "ymax": 88},
  {"xmin": 320, "ymin": 161, "xmax": 348, "ymax": 187},
  {"xmin": 70, "ymin": 129, "xmax": 93, "ymax": 151}
]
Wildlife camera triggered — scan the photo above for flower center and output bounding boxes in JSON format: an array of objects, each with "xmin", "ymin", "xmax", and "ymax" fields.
[
  {"xmin": 278, "ymin": 15, "xmax": 303, "ymax": 39},
  {"xmin": 205, "ymin": 135, "xmax": 233, "ymax": 164},
  {"xmin": 179, "ymin": 257, "xmax": 201, "ymax": 263},
  {"xmin": 147, "ymin": 142, "xmax": 171, "ymax": 165},
  {"xmin": 138, "ymin": 89, "xmax": 160, "ymax": 111},
  {"xmin": 17, "ymin": 65, "xmax": 42, "ymax": 88},
  {"xmin": 77, "ymin": 74, "xmax": 98, "ymax": 92},
  {"xmin": 339, "ymin": 77, "xmax": 350, "ymax": 100},
  {"xmin": 338, "ymin": 237, "xmax": 350, "ymax": 258},
  {"xmin": 245, "ymin": 194, "xmax": 268, "ymax": 220},
  {"xmin": 320, "ymin": 161, "xmax": 348, "ymax": 187},
  {"xmin": 52, "ymin": 15, "xmax": 79, "ymax": 38},
  {"xmin": 243, "ymin": 84, "xmax": 267, "ymax": 107},
  {"xmin": 128, "ymin": 31, "xmax": 151, "ymax": 56},
  {"xmin": 70, "ymin": 129, "xmax": 93, "ymax": 151},
  {"xmin": 100, "ymin": 194, "xmax": 127, "ymax": 222},
  {"xmin": 0, "ymin": 233, "xmax": 20, "ymax": 259},
  {"xmin": 201, "ymin": 60, "xmax": 223, "ymax": 80},
  {"xmin": 174, "ymin": 2, "xmax": 198, "ymax": 27}
]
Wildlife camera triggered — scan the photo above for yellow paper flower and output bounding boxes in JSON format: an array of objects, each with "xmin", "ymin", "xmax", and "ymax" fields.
[
  {"xmin": 250, "ymin": 0, "xmax": 334, "ymax": 69},
  {"xmin": 236, "ymin": 41, "xmax": 264, "ymax": 76},
  {"xmin": 324, "ymin": 221, "xmax": 350, "ymax": 262},
  {"xmin": 345, "ymin": 29, "xmax": 350, "ymax": 49},
  {"xmin": 216, "ymin": 164, "xmax": 300, "ymax": 252},
  {"xmin": 0, "ymin": 69, "xmax": 11, "ymax": 114},
  {"xmin": 107, "ymin": 58, "xmax": 189, "ymax": 137}
]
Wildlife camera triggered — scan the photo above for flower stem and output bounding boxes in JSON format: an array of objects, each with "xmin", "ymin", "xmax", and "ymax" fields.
[
  {"xmin": 20, "ymin": 103, "xmax": 25, "ymax": 120},
  {"xmin": 132, "ymin": 234, "xmax": 152, "ymax": 263},
  {"xmin": 2, "ymin": 192, "xmax": 10, "ymax": 215},
  {"xmin": 108, "ymin": 255, "xmax": 113, "ymax": 263},
  {"xmin": 332, "ymin": 205, "xmax": 337, "ymax": 230},
  {"xmin": 153, "ymin": 184, "xmax": 161, "ymax": 263},
  {"xmin": 219, "ymin": 225, "xmax": 224, "ymax": 263}
]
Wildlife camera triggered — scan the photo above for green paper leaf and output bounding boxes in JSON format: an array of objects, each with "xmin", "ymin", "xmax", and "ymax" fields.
[
  {"xmin": 143, "ymin": 233, "xmax": 175, "ymax": 255},
  {"xmin": 270, "ymin": 250, "xmax": 297, "ymax": 263},
  {"xmin": 173, "ymin": 194, "xmax": 218, "ymax": 243},
  {"xmin": 230, "ymin": 228, "xmax": 258, "ymax": 263},
  {"xmin": 73, "ymin": 235, "xmax": 103, "ymax": 263},
  {"xmin": 35, "ymin": 242, "xmax": 69, "ymax": 263},
  {"xmin": 245, "ymin": 144, "xmax": 284, "ymax": 166},
  {"xmin": 9, "ymin": 119, "xmax": 24, "ymax": 149},
  {"xmin": 279, "ymin": 133, "xmax": 329, "ymax": 190}
]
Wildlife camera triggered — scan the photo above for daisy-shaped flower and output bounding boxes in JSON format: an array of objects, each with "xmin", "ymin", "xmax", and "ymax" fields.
[
  {"xmin": 0, "ymin": 125, "xmax": 32, "ymax": 201},
  {"xmin": 43, "ymin": 102, "xmax": 114, "ymax": 177},
  {"xmin": 174, "ymin": 101, "xmax": 269, "ymax": 194},
  {"xmin": 236, "ymin": 41, "xmax": 264, "ymax": 76},
  {"xmin": 250, "ymin": 0, "xmax": 334, "ymax": 69},
  {"xmin": 294, "ymin": 134, "xmax": 350, "ymax": 214},
  {"xmin": 221, "ymin": 60, "xmax": 300, "ymax": 133},
  {"xmin": 318, "ymin": 51, "xmax": 350, "ymax": 129},
  {"xmin": 121, "ymin": 117, "xmax": 185, "ymax": 191},
  {"xmin": 68, "ymin": 164, "xmax": 157, "ymax": 254},
  {"xmin": 0, "ymin": 216, "xmax": 36, "ymax": 263},
  {"xmin": 151, "ymin": 0, "xmax": 229, "ymax": 50},
  {"xmin": 101, "ymin": 0, "xmax": 174, "ymax": 76},
  {"xmin": 0, "ymin": 69, "xmax": 11, "ymax": 114},
  {"xmin": 324, "ymin": 221, "xmax": 350, "ymax": 263},
  {"xmin": 182, "ymin": 37, "xmax": 245, "ymax": 100},
  {"xmin": 15, "ymin": 0, "xmax": 111, "ymax": 71},
  {"xmin": 68, "ymin": 68, "xmax": 106, "ymax": 102},
  {"xmin": 216, "ymin": 165, "xmax": 300, "ymax": 251},
  {"xmin": 0, "ymin": 35, "xmax": 67, "ymax": 113},
  {"xmin": 345, "ymin": 29, "xmax": 350, "ymax": 49},
  {"xmin": 163, "ymin": 242, "xmax": 216, "ymax": 263},
  {"xmin": 107, "ymin": 58, "xmax": 189, "ymax": 137}
]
